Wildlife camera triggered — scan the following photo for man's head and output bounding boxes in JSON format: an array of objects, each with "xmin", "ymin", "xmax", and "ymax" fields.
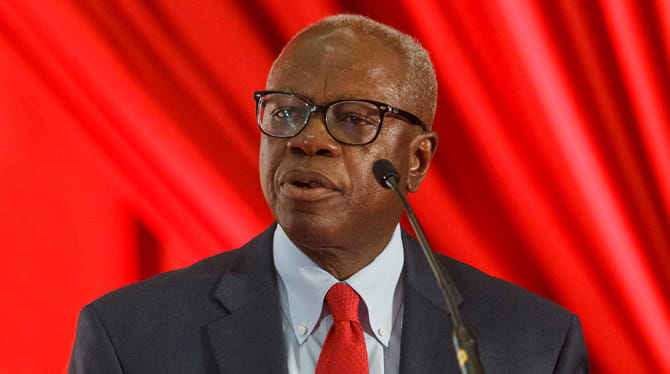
[
  {"xmin": 267, "ymin": 15, "xmax": 438, "ymax": 127},
  {"xmin": 257, "ymin": 14, "xmax": 438, "ymax": 278}
]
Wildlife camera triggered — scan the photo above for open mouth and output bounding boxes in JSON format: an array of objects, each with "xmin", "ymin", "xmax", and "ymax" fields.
[
  {"xmin": 283, "ymin": 170, "xmax": 338, "ymax": 191},
  {"xmin": 291, "ymin": 180, "xmax": 325, "ymax": 189},
  {"xmin": 280, "ymin": 170, "xmax": 341, "ymax": 201}
]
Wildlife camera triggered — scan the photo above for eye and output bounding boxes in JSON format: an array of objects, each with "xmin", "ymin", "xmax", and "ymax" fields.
[
  {"xmin": 271, "ymin": 107, "xmax": 296, "ymax": 120},
  {"xmin": 329, "ymin": 101, "xmax": 380, "ymax": 129},
  {"xmin": 338, "ymin": 113, "xmax": 378, "ymax": 127}
]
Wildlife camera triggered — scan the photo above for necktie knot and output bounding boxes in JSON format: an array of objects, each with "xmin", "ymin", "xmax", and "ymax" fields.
[{"xmin": 326, "ymin": 283, "xmax": 360, "ymax": 322}]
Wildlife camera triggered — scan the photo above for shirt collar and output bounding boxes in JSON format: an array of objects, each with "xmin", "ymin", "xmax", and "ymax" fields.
[{"xmin": 273, "ymin": 224, "xmax": 404, "ymax": 347}]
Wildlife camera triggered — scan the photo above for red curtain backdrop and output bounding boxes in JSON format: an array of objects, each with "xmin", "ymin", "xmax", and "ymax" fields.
[{"xmin": 1, "ymin": 1, "xmax": 668, "ymax": 373}]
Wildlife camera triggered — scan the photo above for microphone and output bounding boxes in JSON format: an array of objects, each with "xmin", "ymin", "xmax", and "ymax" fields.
[{"xmin": 372, "ymin": 159, "xmax": 485, "ymax": 374}]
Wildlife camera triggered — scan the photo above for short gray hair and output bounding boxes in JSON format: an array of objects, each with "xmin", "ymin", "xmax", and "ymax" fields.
[{"xmin": 267, "ymin": 14, "xmax": 438, "ymax": 127}]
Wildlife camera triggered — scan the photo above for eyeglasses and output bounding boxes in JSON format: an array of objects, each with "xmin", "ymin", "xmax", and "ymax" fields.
[{"xmin": 254, "ymin": 90, "xmax": 426, "ymax": 145}]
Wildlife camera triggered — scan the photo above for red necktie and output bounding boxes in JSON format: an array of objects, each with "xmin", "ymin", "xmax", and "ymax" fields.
[{"xmin": 316, "ymin": 283, "xmax": 369, "ymax": 374}]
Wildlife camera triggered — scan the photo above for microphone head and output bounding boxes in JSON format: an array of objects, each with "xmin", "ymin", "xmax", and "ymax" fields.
[{"xmin": 372, "ymin": 159, "xmax": 400, "ymax": 189}]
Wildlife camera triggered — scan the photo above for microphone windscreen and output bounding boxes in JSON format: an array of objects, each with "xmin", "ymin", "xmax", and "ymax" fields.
[{"xmin": 372, "ymin": 159, "xmax": 399, "ymax": 189}]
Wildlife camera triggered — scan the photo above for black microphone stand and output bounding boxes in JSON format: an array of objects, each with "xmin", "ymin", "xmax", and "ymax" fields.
[{"xmin": 373, "ymin": 160, "xmax": 485, "ymax": 374}]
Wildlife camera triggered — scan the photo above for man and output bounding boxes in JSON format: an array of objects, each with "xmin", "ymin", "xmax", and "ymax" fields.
[{"xmin": 70, "ymin": 14, "xmax": 589, "ymax": 373}]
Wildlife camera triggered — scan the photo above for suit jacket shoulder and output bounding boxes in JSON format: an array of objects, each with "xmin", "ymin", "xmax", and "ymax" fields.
[
  {"xmin": 70, "ymin": 225, "xmax": 287, "ymax": 374},
  {"xmin": 400, "ymin": 230, "xmax": 589, "ymax": 373}
]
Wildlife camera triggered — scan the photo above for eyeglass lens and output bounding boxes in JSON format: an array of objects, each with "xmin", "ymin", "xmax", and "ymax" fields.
[{"xmin": 258, "ymin": 93, "xmax": 382, "ymax": 145}]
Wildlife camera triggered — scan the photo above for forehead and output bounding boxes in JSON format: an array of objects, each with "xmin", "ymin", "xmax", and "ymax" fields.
[{"xmin": 268, "ymin": 27, "xmax": 407, "ymax": 107}]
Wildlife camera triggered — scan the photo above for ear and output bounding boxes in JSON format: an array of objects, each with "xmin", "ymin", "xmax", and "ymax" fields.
[{"xmin": 407, "ymin": 131, "xmax": 438, "ymax": 193}]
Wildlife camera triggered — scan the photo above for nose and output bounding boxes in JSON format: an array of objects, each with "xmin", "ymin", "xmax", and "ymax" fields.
[{"xmin": 286, "ymin": 114, "xmax": 342, "ymax": 157}]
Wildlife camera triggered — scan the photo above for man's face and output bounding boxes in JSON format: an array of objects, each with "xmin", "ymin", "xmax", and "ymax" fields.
[{"xmin": 259, "ymin": 28, "xmax": 432, "ymax": 254}]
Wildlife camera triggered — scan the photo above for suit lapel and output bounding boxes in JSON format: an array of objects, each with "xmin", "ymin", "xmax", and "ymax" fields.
[
  {"xmin": 206, "ymin": 225, "xmax": 288, "ymax": 374},
  {"xmin": 399, "ymin": 230, "xmax": 463, "ymax": 374}
]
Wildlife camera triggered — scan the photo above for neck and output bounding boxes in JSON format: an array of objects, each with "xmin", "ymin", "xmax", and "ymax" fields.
[
  {"xmin": 292, "ymin": 228, "xmax": 396, "ymax": 280},
  {"xmin": 302, "ymin": 247, "xmax": 377, "ymax": 280}
]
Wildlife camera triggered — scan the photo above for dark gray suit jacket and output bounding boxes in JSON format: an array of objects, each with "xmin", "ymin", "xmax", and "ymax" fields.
[{"xmin": 69, "ymin": 225, "xmax": 589, "ymax": 373}]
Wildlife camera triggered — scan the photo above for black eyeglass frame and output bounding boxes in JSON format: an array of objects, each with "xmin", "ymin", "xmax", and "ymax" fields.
[{"xmin": 253, "ymin": 90, "xmax": 427, "ymax": 145}]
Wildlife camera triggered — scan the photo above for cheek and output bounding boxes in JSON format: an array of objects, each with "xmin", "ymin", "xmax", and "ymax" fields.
[
  {"xmin": 363, "ymin": 131, "xmax": 414, "ymax": 172},
  {"xmin": 258, "ymin": 138, "xmax": 283, "ymax": 198},
  {"xmin": 358, "ymin": 137, "xmax": 414, "ymax": 192},
  {"xmin": 343, "ymin": 150, "xmax": 396, "ymax": 202}
]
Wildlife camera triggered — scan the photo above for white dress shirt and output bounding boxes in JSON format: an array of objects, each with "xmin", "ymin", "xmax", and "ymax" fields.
[{"xmin": 273, "ymin": 224, "xmax": 405, "ymax": 374}]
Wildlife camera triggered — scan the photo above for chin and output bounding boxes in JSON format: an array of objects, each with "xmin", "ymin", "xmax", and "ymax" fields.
[{"xmin": 279, "ymin": 214, "xmax": 344, "ymax": 248}]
